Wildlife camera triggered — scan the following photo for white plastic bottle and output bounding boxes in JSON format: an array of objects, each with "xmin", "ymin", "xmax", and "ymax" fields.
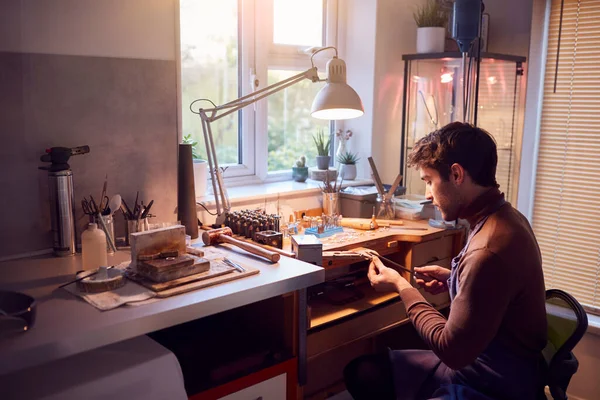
[{"xmin": 81, "ymin": 223, "xmax": 108, "ymax": 270}]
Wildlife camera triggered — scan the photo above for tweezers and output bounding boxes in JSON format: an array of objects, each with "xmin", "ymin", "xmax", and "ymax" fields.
[
  {"xmin": 367, "ymin": 253, "xmax": 435, "ymax": 282},
  {"xmin": 223, "ymin": 258, "xmax": 245, "ymax": 273}
]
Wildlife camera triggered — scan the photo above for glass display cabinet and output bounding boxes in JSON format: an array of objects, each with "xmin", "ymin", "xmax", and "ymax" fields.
[{"xmin": 400, "ymin": 52, "xmax": 526, "ymax": 201}]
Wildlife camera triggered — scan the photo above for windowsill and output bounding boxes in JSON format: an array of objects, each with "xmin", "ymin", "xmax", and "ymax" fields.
[{"xmin": 197, "ymin": 177, "xmax": 373, "ymax": 207}]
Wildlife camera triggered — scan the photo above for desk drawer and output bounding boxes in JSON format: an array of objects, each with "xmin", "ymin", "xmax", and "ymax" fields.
[
  {"xmin": 308, "ymin": 299, "xmax": 408, "ymax": 359},
  {"xmin": 410, "ymin": 235, "xmax": 454, "ymax": 267},
  {"xmin": 218, "ymin": 374, "xmax": 286, "ymax": 400}
]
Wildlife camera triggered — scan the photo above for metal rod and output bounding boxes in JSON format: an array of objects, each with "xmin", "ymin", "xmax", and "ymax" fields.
[
  {"xmin": 399, "ymin": 58, "xmax": 409, "ymax": 180},
  {"xmin": 200, "ymin": 113, "xmax": 221, "ymax": 215},
  {"xmin": 462, "ymin": 52, "xmax": 468, "ymax": 121},
  {"xmin": 205, "ymin": 120, "xmax": 230, "ymax": 215},
  {"xmin": 215, "ymin": 69, "xmax": 314, "ymax": 111},
  {"xmin": 205, "ymin": 73, "xmax": 313, "ymax": 123}
]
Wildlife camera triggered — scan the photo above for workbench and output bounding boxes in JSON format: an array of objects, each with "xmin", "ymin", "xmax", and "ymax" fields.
[
  {"xmin": 298, "ymin": 219, "xmax": 465, "ymax": 399},
  {"xmin": 218, "ymin": 218, "xmax": 465, "ymax": 398},
  {"xmin": 0, "ymin": 246, "xmax": 323, "ymax": 399},
  {"xmin": 0, "ymin": 219, "xmax": 464, "ymax": 400}
]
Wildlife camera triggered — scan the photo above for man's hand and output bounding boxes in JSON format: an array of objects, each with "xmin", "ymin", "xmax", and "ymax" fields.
[
  {"xmin": 367, "ymin": 256, "xmax": 412, "ymax": 293},
  {"xmin": 414, "ymin": 265, "xmax": 451, "ymax": 295}
]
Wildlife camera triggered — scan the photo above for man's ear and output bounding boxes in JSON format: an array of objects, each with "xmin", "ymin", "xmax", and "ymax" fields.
[{"xmin": 449, "ymin": 163, "xmax": 465, "ymax": 185}]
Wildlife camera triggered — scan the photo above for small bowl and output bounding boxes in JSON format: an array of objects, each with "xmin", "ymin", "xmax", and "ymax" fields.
[{"xmin": 0, "ymin": 290, "xmax": 36, "ymax": 332}]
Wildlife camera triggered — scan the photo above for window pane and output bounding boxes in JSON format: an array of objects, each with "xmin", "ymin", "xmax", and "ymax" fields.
[
  {"xmin": 273, "ymin": 0, "xmax": 323, "ymax": 47},
  {"xmin": 267, "ymin": 69, "xmax": 330, "ymax": 172},
  {"xmin": 180, "ymin": 0, "xmax": 240, "ymax": 165}
]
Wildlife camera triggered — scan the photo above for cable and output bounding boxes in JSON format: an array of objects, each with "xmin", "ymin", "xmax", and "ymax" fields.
[
  {"xmin": 196, "ymin": 201, "xmax": 217, "ymax": 216},
  {"xmin": 190, "ymin": 98, "xmax": 218, "ymax": 115},
  {"xmin": 418, "ymin": 90, "xmax": 439, "ymax": 127}
]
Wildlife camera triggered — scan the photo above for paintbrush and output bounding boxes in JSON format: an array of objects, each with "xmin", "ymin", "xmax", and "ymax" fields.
[{"xmin": 58, "ymin": 266, "xmax": 116, "ymax": 289}]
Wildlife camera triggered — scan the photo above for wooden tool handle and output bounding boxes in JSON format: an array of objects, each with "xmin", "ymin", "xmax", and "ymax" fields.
[
  {"xmin": 386, "ymin": 174, "xmax": 403, "ymax": 201},
  {"xmin": 219, "ymin": 234, "xmax": 281, "ymax": 263},
  {"xmin": 340, "ymin": 218, "xmax": 377, "ymax": 230},
  {"xmin": 368, "ymin": 157, "xmax": 385, "ymax": 196}
]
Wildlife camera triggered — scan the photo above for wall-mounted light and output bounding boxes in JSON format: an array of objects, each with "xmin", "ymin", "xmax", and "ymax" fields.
[{"xmin": 441, "ymin": 73, "xmax": 453, "ymax": 83}]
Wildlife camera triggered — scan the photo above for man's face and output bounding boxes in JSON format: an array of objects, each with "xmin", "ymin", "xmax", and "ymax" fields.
[{"xmin": 419, "ymin": 166, "xmax": 461, "ymax": 221}]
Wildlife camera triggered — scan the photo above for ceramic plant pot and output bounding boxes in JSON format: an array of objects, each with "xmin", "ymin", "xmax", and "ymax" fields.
[
  {"xmin": 416, "ymin": 27, "xmax": 445, "ymax": 53},
  {"xmin": 316, "ymin": 156, "xmax": 331, "ymax": 170},
  {"xmin": 340, "ymin": 164, "xmax": 357, "ymax": 180},
  {"xmin": 292, "ymin": 166, "xmax": 309, "ymax": 182}
]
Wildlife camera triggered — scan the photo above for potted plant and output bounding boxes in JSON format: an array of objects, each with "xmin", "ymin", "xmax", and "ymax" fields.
[
  {"xmin": 336, "ymin": 151, "xmax": 360, "ymax": 180},
  {"xmin": 413, "ymin": 0, "xmax": 447, "ymax": 53},
  {"xmin": 182, "ymin": 134, "xmax": 207, "ymax": 198},
  {"xmin": 313, "ymin": 129, "xmax": 332, "ymax": 170},
  {"xmin": 292, "ymin": 156, "xmax": 309, "ymax": 182}
]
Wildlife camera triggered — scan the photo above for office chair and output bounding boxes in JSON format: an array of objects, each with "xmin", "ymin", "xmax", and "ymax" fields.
[{"xmin": 540, "ymin": 289, "xmax": 588, "ymax": 400}]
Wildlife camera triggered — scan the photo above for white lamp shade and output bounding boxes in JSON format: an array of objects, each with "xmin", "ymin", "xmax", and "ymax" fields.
[{"xmin": 311, "ymin": 83, "xmax": 364, "ymax": 120}]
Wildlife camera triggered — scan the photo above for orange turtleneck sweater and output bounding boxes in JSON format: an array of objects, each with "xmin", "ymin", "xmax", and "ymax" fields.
[{"xmin": 399, "ymin": 188, "xmax": 547, "ymax": 370}]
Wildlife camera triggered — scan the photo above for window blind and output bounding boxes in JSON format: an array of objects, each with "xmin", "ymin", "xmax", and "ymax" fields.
[{"xmin": 532, "ymin": 0, "xmax": 600, "ymax": 313}]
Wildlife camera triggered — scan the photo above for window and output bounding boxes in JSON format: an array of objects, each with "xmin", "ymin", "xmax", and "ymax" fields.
[
  {"xmin": 180, "ymin": 0, "xmax": 336, "ymax": 182},
  {"xmin": 532, "ymin": 0, "xmax": 600, "ymax": 313}
]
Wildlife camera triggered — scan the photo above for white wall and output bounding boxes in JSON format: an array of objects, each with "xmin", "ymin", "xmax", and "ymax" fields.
[
  {"xmin": 570, "ymin": 330, "xmax": 600, "ymax": 400},
  {"xmin": 339, "ymin": 0, "xmax": 533, "ymax": 184},
  {"xmin": 337, "ymin": 0, "xmax": 378, "ymax": 181},
  {"xmin": 0, "ymin": 0, "xmax": 177, "ymax": 60}
]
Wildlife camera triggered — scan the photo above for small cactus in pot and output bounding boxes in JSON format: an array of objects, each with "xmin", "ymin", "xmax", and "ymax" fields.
[{"xmin": 292, "ymin": 156, "xmax": 309, "ymax": 182}]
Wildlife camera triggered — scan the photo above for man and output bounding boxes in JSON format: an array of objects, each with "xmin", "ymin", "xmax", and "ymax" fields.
[{"xmin": 344, "ymin": 122, "xmax": 547, "ymax": 399}]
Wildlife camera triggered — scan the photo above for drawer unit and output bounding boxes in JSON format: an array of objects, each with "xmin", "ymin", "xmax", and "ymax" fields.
[
  {"xmin": 219, "ymin": 374, "xmax": 286, "ymax": 400},
  {"xmin": 410, "ymin": 235, "xmax": 454, "ymax": 267}
]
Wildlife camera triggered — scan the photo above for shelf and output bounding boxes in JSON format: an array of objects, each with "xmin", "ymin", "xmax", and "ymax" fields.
[
  {"xmin": 402, "ymin": 52, "xmax": 526, "ymax": 63},
  {"xmin": 309, "ymin": 283, "xmax": 400, "ymax": 329}
]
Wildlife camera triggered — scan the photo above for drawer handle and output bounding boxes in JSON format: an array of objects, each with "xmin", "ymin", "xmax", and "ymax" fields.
[
  {"xmin": 254, "ymin": 397, "xmax": 263, "ymax": 400},
  {"xmin": 427, "ymin": 256, "xmax": 440, "ymax": 263}
]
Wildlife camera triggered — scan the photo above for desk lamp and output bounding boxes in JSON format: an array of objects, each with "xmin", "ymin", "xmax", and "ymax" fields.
[{"xmin": 191, "ymin": 46, "xmax": 364, "ymax": 226}]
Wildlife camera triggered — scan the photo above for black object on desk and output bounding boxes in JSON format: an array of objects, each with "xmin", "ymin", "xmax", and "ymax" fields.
[{"xmin": 0, "ymin": 291, "xmax": 36, "ymax": 334}]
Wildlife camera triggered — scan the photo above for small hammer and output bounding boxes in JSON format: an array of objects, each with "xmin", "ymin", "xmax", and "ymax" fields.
[{"xmin": 201, "ymin": 227, "xmax": 281, "ymax": 263}]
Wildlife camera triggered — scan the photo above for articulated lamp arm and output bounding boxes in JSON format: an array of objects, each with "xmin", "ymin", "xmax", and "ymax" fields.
[{"xmin": 190, "ymin": 68, "xmax": 320, "ymax": 225}]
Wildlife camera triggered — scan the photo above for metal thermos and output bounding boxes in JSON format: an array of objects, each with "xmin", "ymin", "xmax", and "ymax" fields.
[
  {"xmin": 48, "ymin": 170, "xmax": 76, "ymax": 256},
  {"xmin": 39, "ymin": 145, "xmax": 90, "ymax": 257}
]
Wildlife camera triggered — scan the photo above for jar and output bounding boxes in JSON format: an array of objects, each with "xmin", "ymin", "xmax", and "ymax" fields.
[{"xmin": 376, "ymin": 194, "xmax": 395, "ymax": 220}]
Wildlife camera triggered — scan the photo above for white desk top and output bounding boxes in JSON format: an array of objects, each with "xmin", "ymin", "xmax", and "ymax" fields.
[{"xmin": 0, "ymin": 244, "xmax": 324, "ymax": 376}]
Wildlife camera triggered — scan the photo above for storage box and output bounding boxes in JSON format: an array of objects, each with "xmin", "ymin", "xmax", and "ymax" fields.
[
  {"xmin": 339, "ymin": 185, "xmax": 406, "ymax": 218},
  {"xmin": 393, "ymin": 194, "xmax": 426, "ymax": 220},
  {"xmin": 291, "ymin": 235, "xmax": 323, "ymax": 266}
]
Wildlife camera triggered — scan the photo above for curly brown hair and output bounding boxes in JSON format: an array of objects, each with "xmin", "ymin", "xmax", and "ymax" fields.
[{"xmin": 407, "ymin": 122, "xmax": 499, "ymax": 188}]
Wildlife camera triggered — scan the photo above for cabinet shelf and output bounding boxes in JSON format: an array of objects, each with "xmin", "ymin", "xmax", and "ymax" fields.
[{"xmin": 308, "ymin": 283, "xmax": 400, "ymax": 329}]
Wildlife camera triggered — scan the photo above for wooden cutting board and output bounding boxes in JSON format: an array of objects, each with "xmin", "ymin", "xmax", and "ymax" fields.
[{"xmin": 126, "ymin": 260, "xmax": 259, "ymax": 297}]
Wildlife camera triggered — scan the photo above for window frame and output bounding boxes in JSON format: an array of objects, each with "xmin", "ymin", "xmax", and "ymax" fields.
[
  {"xmin": 177, "ymin": 0, "xmax": 338, "ymax": 186},
  {"xmin": 255, "ymin": 0, "xmax": 338, "ymax": 181}
]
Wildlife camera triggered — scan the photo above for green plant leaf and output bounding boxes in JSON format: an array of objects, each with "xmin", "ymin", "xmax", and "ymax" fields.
[
  {"xmin": 413, "ymin": 0, "xmax": 447, "ymax": 27},
  {"xmin": 336, "ymin": 151, "xmax": 360, "ymax": 165}
]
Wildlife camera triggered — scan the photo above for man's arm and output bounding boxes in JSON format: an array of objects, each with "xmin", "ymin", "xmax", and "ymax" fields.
[{"xmin": 400, "ymin": 249, "xmax": 514, "ymax": 370}]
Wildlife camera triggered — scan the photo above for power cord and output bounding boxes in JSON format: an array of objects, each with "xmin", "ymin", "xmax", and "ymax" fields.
[{"xmin": 196, "ymin": 202, "xmax": 217, "ymax": 216}]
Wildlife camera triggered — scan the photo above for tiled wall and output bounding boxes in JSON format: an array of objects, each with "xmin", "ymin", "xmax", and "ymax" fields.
[
  {"xmin": 0, "ymin": 0, "xmax": 179, "ymax": 258},
  {"xmin": 0, "ymin": 52, "xmax": 178, "ymax": 258}
]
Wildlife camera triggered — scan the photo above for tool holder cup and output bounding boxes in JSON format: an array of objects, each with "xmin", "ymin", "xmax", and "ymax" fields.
[
  {"xmin": 125, "ymin": 218, "xmax": 149, "ymax": 246},
  {"xmin": 376, "ymin": 194, "xmax": 395, "ymax": 220},
  {"xmin": 93, "ymin": 214, "xmax": 115, "ymax": 254},
  {"xmin": 322, "ymin": 192, "xmax": 339, "ymax": 216}
]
